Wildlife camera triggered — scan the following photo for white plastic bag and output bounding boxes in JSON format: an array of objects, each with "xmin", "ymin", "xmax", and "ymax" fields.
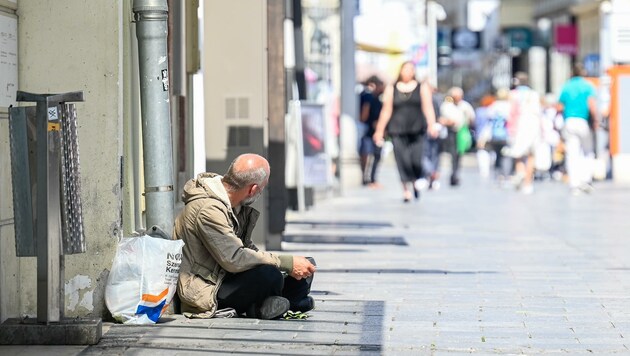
[
  {"xmin": 105, "ymin": 235, "xmax": 184, "ymax": 324},
  {"xmin": 380, "ymin": 140, "xmax": 394, "ymax": 160},
  {"xmin": 534, "ymin": 142, "xmax": 552, "ymax": 171}
]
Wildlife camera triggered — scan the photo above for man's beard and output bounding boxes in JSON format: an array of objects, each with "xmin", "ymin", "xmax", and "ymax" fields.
[{"xmin": 241, "ymin": 190, "xmax": 263, "ymax": 206}]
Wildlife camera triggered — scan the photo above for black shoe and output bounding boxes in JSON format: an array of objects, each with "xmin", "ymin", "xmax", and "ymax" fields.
[
  {"xmin": 290, "ymin": 296, "xmax": 315, "ymax": 313},
  {"xmin": 256, "ymin": 296, "xmax": 290, "ymax": 320},
  {"xmin": 450, "ymin": 176, "xmax": 460, "ymax": 186}
]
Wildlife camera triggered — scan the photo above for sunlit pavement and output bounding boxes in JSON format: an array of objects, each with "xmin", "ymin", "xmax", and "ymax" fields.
[
  {"xmin": 282, "ymin": 156, "xmax": 630, "ymax": 354},
  {"xmin": 3, "ymin": 156, "xmax": 629, "ymax": 355}
]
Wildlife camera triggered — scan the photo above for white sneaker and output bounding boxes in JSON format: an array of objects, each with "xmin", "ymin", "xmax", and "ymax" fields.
[
  {"xmin": 414, "ymin": 178, "xmax": 429, "ymax": 192},
  {"xmin": 521, "ymin": 185, "xmax": 534, "ymax": 195},
  {"xmin": 552, "ymin": 171, "xmax": 564, "ymax": 181},
  {"xmin": 579, "ymin": 183, "xmax": 594, "ymax": 194},
  {"xmin": 430, "ymin": 181, "xmax": 441, "ymax": 190},
  {"xmin": 512, "ymin": 174, "xmax": 524, "ymax": 190}
]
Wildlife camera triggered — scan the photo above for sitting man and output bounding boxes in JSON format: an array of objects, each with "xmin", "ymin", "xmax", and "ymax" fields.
[{"xmin": 174, "ymin": 153, "xmax": 316, "ymax": 319}]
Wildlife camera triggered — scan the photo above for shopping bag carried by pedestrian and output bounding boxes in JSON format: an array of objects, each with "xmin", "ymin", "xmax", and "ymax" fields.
[
  {"xmin": 105, "ymin": 235, "xmax": 184, "ymax": 324},
  {"xmin": 456, "ymin": 123, "xmax": 473, "ymax": 155}
]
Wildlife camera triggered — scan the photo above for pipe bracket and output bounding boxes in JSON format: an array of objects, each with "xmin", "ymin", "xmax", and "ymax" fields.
[{"xmin": 144, "ymin": 185, "xmax": 174, "ymax": 193}]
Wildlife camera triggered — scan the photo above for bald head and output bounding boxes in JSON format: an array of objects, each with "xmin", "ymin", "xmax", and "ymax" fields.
[
  {"xmin": 448, "ymin": 87, "xmax": 463, "ymax": 102},
  {"xmin": 222, "ymin": 154, "xmax": 270, "ymax": 192}
]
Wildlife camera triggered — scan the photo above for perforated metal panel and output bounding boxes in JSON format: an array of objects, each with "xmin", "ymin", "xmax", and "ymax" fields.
[
  {"xmin": 8, "ymin": 94, "xmax": 86, "ymax": 257},
  {"xmin": 59, "ymin": 104, "xmax": 86, "ymax": 254}
]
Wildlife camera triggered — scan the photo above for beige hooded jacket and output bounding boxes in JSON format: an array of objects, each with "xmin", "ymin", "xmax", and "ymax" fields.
[{"xmin": 173, "ymin": 172, "xmax": 293, "ymax": 315}]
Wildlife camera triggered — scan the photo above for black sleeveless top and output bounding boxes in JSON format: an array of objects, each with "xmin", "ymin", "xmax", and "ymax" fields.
[{"xmin": 387, "ymin": 82, "xmax": 427, "ymax": 136}]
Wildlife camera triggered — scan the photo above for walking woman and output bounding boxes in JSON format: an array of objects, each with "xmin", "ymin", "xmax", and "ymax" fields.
[{"xmin": 373, "ymin": 61, "xmax": 438, "ymax": 202}]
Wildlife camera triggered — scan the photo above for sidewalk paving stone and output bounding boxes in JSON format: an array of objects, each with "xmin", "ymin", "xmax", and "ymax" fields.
[{"xmin": 4, "ymin": 162, "xmax": 630, "ymax": 354}]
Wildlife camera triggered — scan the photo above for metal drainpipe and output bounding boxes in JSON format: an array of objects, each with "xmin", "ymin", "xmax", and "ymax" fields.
[{"xmin": 133, "ymin": 0, "xmax": 174, "ymax": 238}]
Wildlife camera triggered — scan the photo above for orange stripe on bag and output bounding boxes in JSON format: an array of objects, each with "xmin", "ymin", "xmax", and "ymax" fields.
[{"xmin": 141, "ymin": 287, "xmax": 169, "ymax": 304}]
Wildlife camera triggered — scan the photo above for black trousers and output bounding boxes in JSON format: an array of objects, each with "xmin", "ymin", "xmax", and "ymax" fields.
[
  {"xmin": 445, "ymin": 130, "xmax": 460, "ymax": 179},
  {"xmin": 216, "ymin": 264, "xmax": 312, "ymax": 315},
  {"xmin": 391, "ymin": 133, "xmax": 424, "ymax": 183},
  {"xmin": 488, "ymin": 140, "xmax": 509, "ymax": 177}
]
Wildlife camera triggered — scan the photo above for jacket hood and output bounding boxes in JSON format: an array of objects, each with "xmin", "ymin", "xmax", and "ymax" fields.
[{"xmin": 181, "ymin": 172, "xmax": 231, "ymax": 208}]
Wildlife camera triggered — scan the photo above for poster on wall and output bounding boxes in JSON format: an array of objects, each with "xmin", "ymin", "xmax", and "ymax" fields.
[
  {"xmin": 300, "ymin": 102, "xmax": 332, "ymax": 187},
  {"xmin": 0, "ymin": 11, "xmax": 18, "ymax": 109}
]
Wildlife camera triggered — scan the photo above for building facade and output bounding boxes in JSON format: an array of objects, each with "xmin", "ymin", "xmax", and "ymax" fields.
[{"xmin": 0, "ymin": 0, "xmax": 294, "ymax": 322}]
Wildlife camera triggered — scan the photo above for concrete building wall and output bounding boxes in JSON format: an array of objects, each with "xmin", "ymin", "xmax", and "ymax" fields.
[
  {"xmin": 202, "ymin": 0, "xmax": 269, "ymax": 247},
  {"xmin": 574, "ymin": 4, "xmax": 601, "ymax": 60},
  {"xmin": 203, "ymin": 0, "xmax": 268, "ymax": 162},
  {"xmin": 436, "ymin": 0, "xmax": 467, "ymax": 28},
  {"xmin": 0, "ymin": 0, "xmax": 19, "ymax": 322},
  {"xmin": 500, "ymin": 0, "xmax": 535, "ymax": 28},
  {"xmin": 0, "ymin": 0, "xmax": 124, "ymax": 321}
]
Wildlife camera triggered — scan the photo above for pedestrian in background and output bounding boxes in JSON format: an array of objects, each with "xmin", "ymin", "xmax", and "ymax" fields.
[
  {"xmin": 536, "ymin": 93, "xmax": 562, "ymax": 180},
  {"xmin": 358, "ymin": 75, "xmax": 385, "ymax": 188},
  {"xmin": 474, "ymin": 94, "xmax": 496, "ymax": 179},
  {"xmin": 557, "ymin": 64, "xmax": 597, "ymax": 195},
  {"xmin": 542, "ymin": 93, "xmax": 566, "ymax": 181},
  {"xmin": 373, "ymin": 61, "xmax": 438, "ymax": 202},
  {"xmin": 487, "ymin": 88, "xmax": 511, "ymax": 182},
  {"xmin": 439, "ymin": 87, "xmax": 475, "ymax": 187},
  {"xmin": 422, "ymin": 84, "xmax": 445, "ymax": 190},
  {"xmin": 507, "ymin": 72, "xmax": 541, "ymax": 195}
]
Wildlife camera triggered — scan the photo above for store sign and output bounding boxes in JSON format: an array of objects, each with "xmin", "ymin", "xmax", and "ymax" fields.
[
  {"xmin": 503, "ymin": 27, "xmax": 532, "ymax": 50},
  {"xmin": 451, "ymin": 28, "xmax": 481, "ymax": 50},
  {"xmin": 611, "ymin": 10, "xmax": 630, "ymax": 63},
  {"xmin": 554, "ymin": 24, "xmax": 578, "ymax": 55}
]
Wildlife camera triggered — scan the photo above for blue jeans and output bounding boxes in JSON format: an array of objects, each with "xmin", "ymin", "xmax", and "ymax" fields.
[{"xmin": 423, "ymin": 137, "xmax": 440, "ymax": 177}]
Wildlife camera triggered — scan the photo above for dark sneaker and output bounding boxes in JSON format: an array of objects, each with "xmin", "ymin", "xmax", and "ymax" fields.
[
  {"xmin": 257, "ymin": 296, "xmax": 290, "ymax": 320},
  {"xmin": 290, "ymin": 296, "xmax": 315, "ymax": 312}
]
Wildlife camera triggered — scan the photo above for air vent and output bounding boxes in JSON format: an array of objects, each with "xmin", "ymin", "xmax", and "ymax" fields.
[
  {"xmin": 225, "ymin": 98, "xmax": 236, "ymax": 119},
  {"xmin": 225, "ymin": 97, "xmax": 250, "ymax": 119},
  {"xmin": 227, "ymin": 126, "xmax": 250, "ymax": 147},
  {"xmin": 238, "ymin": 98, "xmax": 249, "ymax": 119}
]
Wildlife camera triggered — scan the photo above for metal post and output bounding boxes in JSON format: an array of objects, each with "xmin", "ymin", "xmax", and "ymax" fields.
[
  {"xmin": 35, "ymin": 100, "xmax": 61, "ymax": 323},
  {"xmin": 5, "ymin": 92, "xmax": 101, "ymax": 344},
  {"xmin": 290, "ymin": 100, "xmax": 306, "ymax": 212},
  {"xmin": 427, "ymin": 1, "xmax": 446, "ymax": 88},
  {"xmin": 292, "ymin": 0, "xmax": 307, "ymax": 100},
  {"xmin": 285, "ymin": 0, "xmax": 296, "ymax": 103},
  {"xmin": 339, "ymin": 0, "xmax": 356, "ymax": 194},
  {"xmin": 133, "ymin": 0, "xmax": 175, "ymax": 238},
  {"xmin": 266, "ymin": 0, "xmax": 289, "ymax": 250},
  {"xmin": 14, "ymin": 91, "xmax": 85, "ymax": 323},
  {"xmin": 427, "ymin": 1, "xmax": 437, "ymax": 88}
]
